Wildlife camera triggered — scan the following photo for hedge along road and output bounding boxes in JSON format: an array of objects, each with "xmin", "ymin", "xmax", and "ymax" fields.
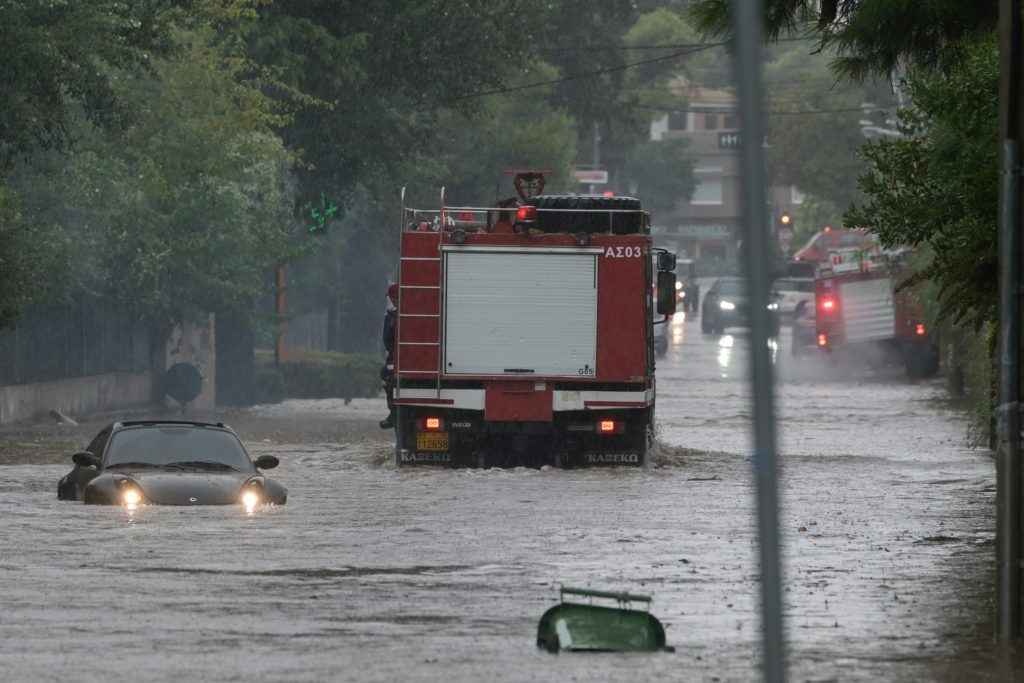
[{"xmin": 0, "ymin": 313, "xmax": 1003, "ymax": 682}]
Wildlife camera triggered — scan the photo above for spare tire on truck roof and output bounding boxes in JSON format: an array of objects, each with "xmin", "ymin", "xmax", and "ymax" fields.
[{"xmin": 525, "ymin": 195, "xmax": 644, "ymax": 235}]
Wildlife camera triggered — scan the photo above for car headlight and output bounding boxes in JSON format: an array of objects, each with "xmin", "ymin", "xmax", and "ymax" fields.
[
  {"xmin": 719, "ymin": 301, "xmax": 736, "ymax": 311},
  {"xmin": 242, "ymin": 479, "xmax": 263, "ymax": 509},
  {"xmin": 114, "ymin": 477, "xmax": 143, "ymax": 506},
  {"xmin": 767, "ymin": 302, "xmax": 779, "ymax": 310}
]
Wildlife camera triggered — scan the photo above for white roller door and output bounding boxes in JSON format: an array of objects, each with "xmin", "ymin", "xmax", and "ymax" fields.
[
  {"xmin": 840, "ymin": 277, "xmax": 895, "ymax": 343},
  {"xmin": 443, "ymin": 249, "xmax": 598, "ymax": 377}
]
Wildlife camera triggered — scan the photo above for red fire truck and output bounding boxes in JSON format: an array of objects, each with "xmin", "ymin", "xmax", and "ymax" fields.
[
  {"xmin": 390, "ymin": 172, "xmax": 677, "ymax": 468},
  {"xmin": 813, "ymin": 249, "xmax": 939, "ymax": 378}
]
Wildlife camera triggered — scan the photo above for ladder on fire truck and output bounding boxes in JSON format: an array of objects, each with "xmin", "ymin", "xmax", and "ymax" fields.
[{"xmin": 395, "ymin": 187, "xmax": 446, "ymax": 399}]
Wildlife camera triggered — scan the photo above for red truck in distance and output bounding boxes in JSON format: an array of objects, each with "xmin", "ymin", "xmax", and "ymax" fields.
[{"xmin": 812, "ymin": 248, "xmax": 939, "ymax": 378}]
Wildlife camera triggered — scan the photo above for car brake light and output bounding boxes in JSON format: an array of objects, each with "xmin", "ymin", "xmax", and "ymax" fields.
[
  {"xmin": 916, "ymin": 324, "xmax": 926, "ymax": 336},
  {"xmin": 416, "ymin": 417, "xmax": 444, "ymax": 431},
  {"xmin": 820, "ymin": 297, "xmax": 836, "ymax": 312},
  {"xmin": 426, "ymin": 418, "xmax": 441, "ymax": 430},
  {"xmin": 818, "ymin": 333, "xmax": 828, "ymax": 347},
  {"xmin": 516, "ymin": 205, "xmax": 536, "ymax": 222}
]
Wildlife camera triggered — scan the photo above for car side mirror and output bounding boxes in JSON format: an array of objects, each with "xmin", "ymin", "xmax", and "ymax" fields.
[
  {"xmin": 254, "ymin": 455, "xmax": 279, "ymax": 470},
  {"xmin": 72, "ymin": 451, "xmax": 100, "ymax": 468},
  {"xmin": 656, "ymin": 251, "xmax": 676, "ymax": 272},
  {"xmin": 656, "ymin": 271, "xmax": 677, "ymax": 316}
]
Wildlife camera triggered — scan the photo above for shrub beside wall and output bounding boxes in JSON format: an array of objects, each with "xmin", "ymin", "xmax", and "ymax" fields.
[{"xmin": 253, "ymin": 350, "xmax": 380, "ymax": 403}]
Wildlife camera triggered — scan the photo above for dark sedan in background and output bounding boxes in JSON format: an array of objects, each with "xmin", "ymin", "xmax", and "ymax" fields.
[
  {"xmin": 58, "ymin": 421, "xmax": 286, "ymax": 506},
  {"xmin": 701, "ymin": 276, "xmax": 780, "ymax": 336}
]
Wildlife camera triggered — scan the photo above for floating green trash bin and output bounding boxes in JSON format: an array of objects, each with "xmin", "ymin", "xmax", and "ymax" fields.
[{"xmin": 537, "ymin": 587, "xmax": 669, "ymax": 653}]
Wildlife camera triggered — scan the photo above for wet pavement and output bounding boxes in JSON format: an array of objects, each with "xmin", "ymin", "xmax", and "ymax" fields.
[{"xmin": 0, "ymin": 311, "xmax": 1013, "ymax": 682}]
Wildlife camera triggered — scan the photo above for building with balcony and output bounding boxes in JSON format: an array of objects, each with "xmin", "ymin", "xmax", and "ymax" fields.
[{"xmin": 650, "ymin": 83, "xmax": 801, "ymax": 263}]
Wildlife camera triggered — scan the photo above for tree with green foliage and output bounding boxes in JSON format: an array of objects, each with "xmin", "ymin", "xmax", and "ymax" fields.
[
  {"xmin": 0, "ymin": 189, "xmax": 67, "ymax": 329},
  {"xmin": 429, "ymin": 62, "xmax": 578, "ymax": 205},
  {"xmin": 844, "ymin": 39, "xmax": 998, "ymax": 330},
  {"xmin": 541, "ymin": 3, "xmax": 712, "ymax": 189},
  {"xmin": 688, "ymin": 0, "xmax": 998, "ymax": 81},
  {"xmin": 0, "ymin": 0, "xmax": 180, "ymax": 173},
  {"xmin": 622, "ymin": 137, "xmax": 695, "ymax": 217},
  {"xmin": 0, "ymin": 0, "xmax": 184, "ymax": 331},
  {"xmin": 15, "ymin": 22, "xmax": 299, "ymax": 336},
  {"xmin": 762, "ymin": 42, "xmax": 879, "ymax": 210},
  {"xmin": 248, "ymin": 0, "xmax": 548, "ymax": 205}
]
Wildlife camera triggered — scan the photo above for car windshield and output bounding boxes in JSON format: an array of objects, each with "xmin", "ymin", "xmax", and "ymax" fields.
[
  {"xmin": 104, "ymin": 426, "xmax": 253, "ymax": 471},
  {"xmin": 715, "ymin": 279, "xmax": 745, "ymax": 297}
]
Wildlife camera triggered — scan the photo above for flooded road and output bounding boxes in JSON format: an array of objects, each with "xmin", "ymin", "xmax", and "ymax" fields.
[{"xmin": 0, "ymin": 313, "xmax": 1007, "ymax": 681}]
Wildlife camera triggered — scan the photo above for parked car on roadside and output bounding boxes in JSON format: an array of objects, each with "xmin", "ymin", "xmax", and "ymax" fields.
[
  {"xmin": 58, "ymin": 420, "xmax": 287, "ymax": 506},
  {"xmin": 772, "ymin": 277, "xmax": 815, "ymax": 318}
]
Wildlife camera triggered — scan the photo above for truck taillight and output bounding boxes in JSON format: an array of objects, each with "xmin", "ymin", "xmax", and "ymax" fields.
[
  {"xmin": 818, "ymin": 333, "xmax": 828, "ymax": 347},
  {"xmin": 916, "ymin": 324, "xmax": 926, "ymax": 336},
  {"xmin": 417, "ymin": 417, "xmax": 444, "ymax": 431},
  {"xmin": 596, "ymin": 420, "xmax": 625, "ymax": 435},
  {"xmin": 820, "ymin": 297, "xmax": 837, "ymax": 312},
  {"xmin": 516, "ymin": 205, "xmax": 537, "ymax": 222}
]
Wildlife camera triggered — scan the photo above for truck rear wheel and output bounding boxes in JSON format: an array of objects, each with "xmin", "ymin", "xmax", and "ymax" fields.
[{"xmin": 905, "ymin": 342, "xmax": 940, "ymax": 379}]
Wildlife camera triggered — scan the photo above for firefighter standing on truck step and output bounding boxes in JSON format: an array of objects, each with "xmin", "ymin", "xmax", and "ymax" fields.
[{"xmin": 379, "ymin": 283, "xmax": 398, "ymax": 429}]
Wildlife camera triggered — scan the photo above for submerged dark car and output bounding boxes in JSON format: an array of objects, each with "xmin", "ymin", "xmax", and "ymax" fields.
[{"xmin": 57, "ymin": 421, "xmax": 286, "ymax": 506}]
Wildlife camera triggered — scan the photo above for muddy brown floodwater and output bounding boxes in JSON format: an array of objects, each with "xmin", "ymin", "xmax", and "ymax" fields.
[{"xmin": 0, "ymin": 313, "xmax": 1018, "ymax": 682}]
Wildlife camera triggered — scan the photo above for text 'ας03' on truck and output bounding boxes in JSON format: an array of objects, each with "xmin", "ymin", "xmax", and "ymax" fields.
[
  {"xmin": 813, "ymin": 247, "xmax": 939, "ymax": 379},
  {"xmin": 389, "ymin": 171, "xmax": 677, "ymax": 469}
]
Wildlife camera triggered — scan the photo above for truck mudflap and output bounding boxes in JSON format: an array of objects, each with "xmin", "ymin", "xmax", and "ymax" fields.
[{"xmin": 393, "ymin": 405, "xmax": 653, "ymax": 469}]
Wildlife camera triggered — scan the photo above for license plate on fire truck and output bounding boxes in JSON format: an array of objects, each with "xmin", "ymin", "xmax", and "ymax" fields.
[{"xmin": 416, "ymin": 432, "xmax": 449, "ymax": 451}]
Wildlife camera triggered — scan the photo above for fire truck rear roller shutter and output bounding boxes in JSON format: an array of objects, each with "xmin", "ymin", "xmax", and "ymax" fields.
[{"xmin": 525, "ymin": 195, "xmax": 644, "ymax": 235}]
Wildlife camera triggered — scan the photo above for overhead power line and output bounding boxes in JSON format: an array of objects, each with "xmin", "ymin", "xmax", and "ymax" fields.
[
  {"xmin": 437, "ymin": 42, "xmax": 724, "ymax": 107},
  {"xmin": 537, "ymin": 36, "xmax": 811, "ymax": 52}
]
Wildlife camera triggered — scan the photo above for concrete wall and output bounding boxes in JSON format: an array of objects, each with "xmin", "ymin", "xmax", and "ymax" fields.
[
  {"xmin": 163, "ymin": 316, "xmax": 216, "ymax": 411},
  {"xmin": 0, "ymin": 372, "xmax": 152, "ymax": 424}
]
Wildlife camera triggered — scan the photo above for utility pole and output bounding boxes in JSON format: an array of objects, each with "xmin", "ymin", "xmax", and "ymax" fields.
[
  {"xmin": 998, "ymin": 0, "xmax": 1024, "ymax": 640},
  {"xmin": 732, "ymin": 1, "xmax": 786, "ymax": 680}
]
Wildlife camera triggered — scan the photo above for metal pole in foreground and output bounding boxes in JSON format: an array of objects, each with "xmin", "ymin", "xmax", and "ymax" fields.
[
  {"xmin": 731, "ymin": 1, "xmax": 786, "ymax": 680},
  {"xmin": 998, "ymin": 140, "xmax": 1021, "ymax": 640},
  {"xmin": 998, "ymin": 0, "xmax": 1023, "ymax": 640}
]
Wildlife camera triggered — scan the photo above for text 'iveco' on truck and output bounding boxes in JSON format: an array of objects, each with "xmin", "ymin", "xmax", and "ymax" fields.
[{"xmin": 389, "ymin": 172, "xmax": 676, "ymax": 468}]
